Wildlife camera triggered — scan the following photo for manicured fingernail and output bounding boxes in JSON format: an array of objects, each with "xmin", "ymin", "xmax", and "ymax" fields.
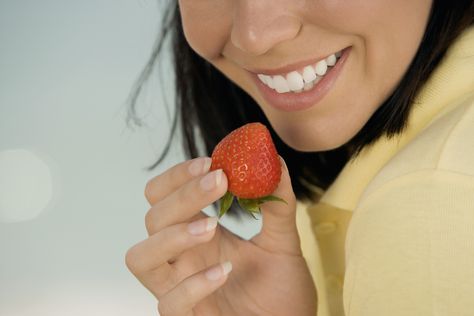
[
  {"xmin": 200, "ymin": 169, "xmax": 222, "ymax": 191},
  {"xmin": 188, "ymin": 157, "xmax": 212, "ymax": 177},
  {"xmin": 187, "ymin": 217, "xmax": 218, "ymax": 235},
  {"xmin": 205, "ymin": 261, "xmax": 232, "ymax": 281}
]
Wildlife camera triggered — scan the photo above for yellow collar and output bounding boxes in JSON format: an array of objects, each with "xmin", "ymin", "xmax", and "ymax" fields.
[{"xmin": 319, "ymin": 25, "xmax": 474, "ymax": 211}]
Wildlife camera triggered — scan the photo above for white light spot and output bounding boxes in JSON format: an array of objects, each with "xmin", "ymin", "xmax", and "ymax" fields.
[{"xmin": 0, "ymin": 149, "xmax": 56, "ymax": 223}]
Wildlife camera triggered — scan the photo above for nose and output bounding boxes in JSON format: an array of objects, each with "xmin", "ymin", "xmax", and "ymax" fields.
[{"xmin": 230, "ymin": 0, "xmax": 303, "ymax": 55}]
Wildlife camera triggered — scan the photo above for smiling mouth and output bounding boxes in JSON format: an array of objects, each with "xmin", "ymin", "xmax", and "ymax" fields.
[{"xmin": 255, "ymin": 49, "xmax": 343, "ymax": 94}]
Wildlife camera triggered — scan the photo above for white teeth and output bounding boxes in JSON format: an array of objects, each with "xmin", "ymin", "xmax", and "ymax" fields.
[
  {"xmin": 286, "ymin": 71, "xmax": 304, "ymax": 91},
  {"xmin": 273, "ymin": 75, "xmax": 290, "ymax": 93},
  {"xmin": 326, "ymin": 54, "xmax": 337, "ymax": 66},
  {"xmin": 257, "ymin": 50, "xmax": 342, "ymax": 94},
  {"xmin": 266, "ymin": 76, "xmax": 274, "ymax": 89},
  {"xmin": 257, "ymin": 74, "xmax": 267, "ymax": 84},
  {"xmin": 303, "ymin": 81, "xmax": 314, "ymax": 91},
  {"xmin": 315, "ymin": 59, "xmax": 328, "ymax": 76},
  {"xmin": 302, "ymin": 65, "xmax": 316, "ymax": 83}
]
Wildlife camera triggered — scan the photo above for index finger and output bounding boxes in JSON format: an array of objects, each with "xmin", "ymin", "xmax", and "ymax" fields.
[{"xmin": 145, "ymin": 157, "xmax": 212, "ymax": 205}]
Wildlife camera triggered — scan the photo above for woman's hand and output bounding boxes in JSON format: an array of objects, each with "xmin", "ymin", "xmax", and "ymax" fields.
[{"xmin": 125, "ymin": 156, "xmax": 317, "ymax": 316}]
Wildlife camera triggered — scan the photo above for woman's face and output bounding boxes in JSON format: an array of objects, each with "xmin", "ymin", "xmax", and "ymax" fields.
[{"xmin": 178, "ymin": 0, "xmax": 432, "ymax": 151}]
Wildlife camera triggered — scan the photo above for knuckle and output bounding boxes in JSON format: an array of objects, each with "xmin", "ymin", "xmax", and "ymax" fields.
[
  {"xmin": 145, "ymin": 207, "xmax": 159, "ymax": 235},
  {"xmin": 124, "ymin": 245, "xmax": 141, "ymax": 274},
  {"xmin": 144, "ymin": 178, "xmax": 156, "ymax": 203}
]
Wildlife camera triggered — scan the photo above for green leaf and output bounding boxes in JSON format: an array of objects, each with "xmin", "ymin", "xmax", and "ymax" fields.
[
  {"xmin": 218, "ymin": 192, "xmax": 286, "ymax": 220},
  {"xmin": 218, "ymin": 191, "xmax": 234, "ymax": 218},
  {"xmin": 237, "ymin": 198, "xmax": 260, "ymax": 213},
  {"xmin": 256, "ymin": 194, "xmax": 287, "ymax": 205},
  {"xmin": 237, "ymin": 198, "xmax": 261, "ymax": 219},
  {"xmin": 247, "ymin": 211, "xmax": 259, "ymax": 220}
]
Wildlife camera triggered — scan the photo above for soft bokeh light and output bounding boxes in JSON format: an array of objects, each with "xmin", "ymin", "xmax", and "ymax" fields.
[
  {"xmin": 0, "ymin": 149, "xmax": 55, "ymax": 223},
  {"xmin": 0, "ymin": 1, "xmax": 260, "ymax": 315}
]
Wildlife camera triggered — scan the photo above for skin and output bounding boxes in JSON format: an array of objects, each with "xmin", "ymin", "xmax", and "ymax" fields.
[
  {"xmin": 179, "ymin": 0, "xmax": 432, "ymax": 151},
  {"xmin": 126, "ymin": 1, "xmax": 433, "ymax": 315}
]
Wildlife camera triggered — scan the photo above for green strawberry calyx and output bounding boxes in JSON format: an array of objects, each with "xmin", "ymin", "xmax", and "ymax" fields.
[{"xmin": 218, "ymin": 191, "xmax": 287, "ymax": 219}]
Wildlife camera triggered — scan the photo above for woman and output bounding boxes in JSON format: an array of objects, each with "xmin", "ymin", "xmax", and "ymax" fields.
[{"xmin": 125, "ymin": 1, "xmax": 474, "ymax": 315}]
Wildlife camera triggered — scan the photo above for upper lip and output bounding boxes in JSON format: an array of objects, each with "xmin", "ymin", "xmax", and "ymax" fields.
[{"xmin": 244, "ymin": 47, "xmax": 346, "ymax": 76}]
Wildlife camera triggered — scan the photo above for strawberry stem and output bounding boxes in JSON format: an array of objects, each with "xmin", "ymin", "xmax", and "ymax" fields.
[{"xmin": 218, "ymin": 192, "xmax": 287, "ymax": 219}]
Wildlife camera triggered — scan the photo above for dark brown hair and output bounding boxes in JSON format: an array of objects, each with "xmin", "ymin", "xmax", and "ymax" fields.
[{"xmin": 128, "ymin": 0, "xmax": 474, "ymax": 204}]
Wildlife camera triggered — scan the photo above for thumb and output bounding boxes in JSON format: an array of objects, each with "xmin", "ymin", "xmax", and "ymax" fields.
[{"xmin": 251, "ymin": 156, "xmax": 301, "ymax": 256}]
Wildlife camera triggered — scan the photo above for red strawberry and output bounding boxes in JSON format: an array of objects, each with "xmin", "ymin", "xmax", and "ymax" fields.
[{"xmin": 210, "ymin": 122, "xmax": 286, "ymax": 218}]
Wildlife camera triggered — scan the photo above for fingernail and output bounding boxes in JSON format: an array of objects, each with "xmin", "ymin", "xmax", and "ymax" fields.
[
  {"xmin": 188, "ymin": 157, "xmax": 212, "ymax": 177},
  {"xmin": 187, "ymin": 217, "xmax": 218, "ymax": 235},
  {"xmin": 200, "ymin": 169, "xmax": 222, "ymax": 191},
  {"xmin": 205, "ymin": 261, "xmax": 232, "ymax": 281}
]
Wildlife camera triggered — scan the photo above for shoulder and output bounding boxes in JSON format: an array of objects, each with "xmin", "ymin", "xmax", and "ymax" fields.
[
  {"xmin": 360, "ymin": 92, "xmax": 474, "ymax": 201},
  {"xmin": 344, "ymin": 94, "xmax": 474, "ymax": 316}
]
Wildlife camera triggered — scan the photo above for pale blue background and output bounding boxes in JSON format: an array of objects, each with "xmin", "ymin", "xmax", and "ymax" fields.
[{"xmin": 0, "ymin": 1, "xmax": 259, "ymax": 315}]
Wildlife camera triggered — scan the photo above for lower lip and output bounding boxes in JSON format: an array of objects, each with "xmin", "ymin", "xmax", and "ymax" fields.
[{"xmin": 251, "ymin": 47, "xmax": 351, "ymax": 112}]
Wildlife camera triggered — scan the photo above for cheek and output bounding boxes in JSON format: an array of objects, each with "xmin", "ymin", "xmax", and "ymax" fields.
[
  {"xmin": 178, "ymin": 1, "xmax": 232, "ymax": 60},
  {"xmin": 332, "ymin": 0, "xmax": 432, "ymax": 92},
  {"xmin": 177, "ymin": 0, "xmax": 432, "ymax": 152}
]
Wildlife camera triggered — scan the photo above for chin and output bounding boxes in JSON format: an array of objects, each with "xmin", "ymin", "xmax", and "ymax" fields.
[
  {"xmin": 270, "ymin": 120, "xmax": 357, "ymax": 152},
  {"xmin": 269, "ymin": 112, "xmax": 365, "ymax": 153},
  {"xmin": 276, "ymin": 129, "xmax": 351, "ymax": 153}
]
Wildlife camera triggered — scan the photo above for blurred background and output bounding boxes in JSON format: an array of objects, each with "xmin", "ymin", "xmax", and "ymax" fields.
[{"xmin": 0, "ymin": 1, "xmax": 259, "ymax": 315}]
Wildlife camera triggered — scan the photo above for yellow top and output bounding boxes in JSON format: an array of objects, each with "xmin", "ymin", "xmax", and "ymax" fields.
[{"xmin": 296, "ymin": 25, "xmax": 474, "ymax": 316}]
